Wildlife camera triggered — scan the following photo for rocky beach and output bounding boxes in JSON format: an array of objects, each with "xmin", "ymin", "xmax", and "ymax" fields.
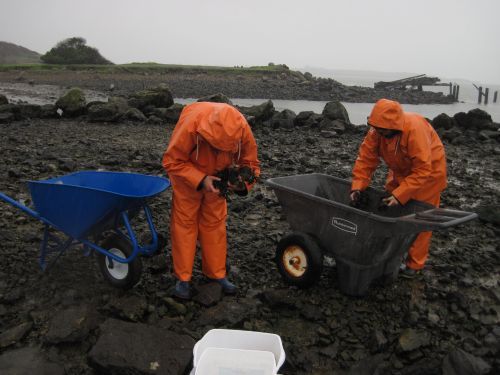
[{"xmin": 0, "ymin": 78, "xmax": 499, "ymax": 375}]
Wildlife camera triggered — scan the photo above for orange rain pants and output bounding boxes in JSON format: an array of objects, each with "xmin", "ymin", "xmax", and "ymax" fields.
[
  {"xmin": 163, "ymin": 102, "xmax": 260, "ymax": 281},
  {"xmin": 352, "ymin": 99, "xmax": 447, "ymax": 270}
]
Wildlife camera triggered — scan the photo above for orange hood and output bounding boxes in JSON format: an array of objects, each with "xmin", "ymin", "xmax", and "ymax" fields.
[
  {"xmin": 196, "ymin": 103, "xmax": 246, "ymax": 153},
  {"xmin": 368, "ymin": 99, "xmax": 404, "ymax": 131}
]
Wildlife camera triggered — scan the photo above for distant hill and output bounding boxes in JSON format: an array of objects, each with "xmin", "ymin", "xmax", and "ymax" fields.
[{"xmin": 0, "ymin": 41, "xmax": 41, "ymax": 64}]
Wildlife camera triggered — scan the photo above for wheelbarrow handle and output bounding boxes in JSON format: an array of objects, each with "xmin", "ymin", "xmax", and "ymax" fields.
[
  {"xmin": 400, "ymin": 208, "xmax": 478, "ymax": 230},
  {"xmin": 0, "ymin": 192, "xmax": 41, "ymax": 220}
]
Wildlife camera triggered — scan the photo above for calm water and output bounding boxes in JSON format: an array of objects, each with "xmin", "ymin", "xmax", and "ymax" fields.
[{"xmin": 178, "ymin": 70, "xmax": 500, "ymax": 124}]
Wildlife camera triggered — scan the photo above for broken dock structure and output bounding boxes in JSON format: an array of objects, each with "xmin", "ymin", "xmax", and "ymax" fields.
[{"xmin": 374, "ymin": 74, "xmax": 459, "ymax": 100}]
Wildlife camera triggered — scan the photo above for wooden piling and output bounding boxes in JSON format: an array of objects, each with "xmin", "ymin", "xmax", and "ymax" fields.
[
  {"xmin": 455, "ymin": 85, "xmax": 460, "ymax": 100},
  {"xmin": 494, "ymin": 91, "xmax": 498, "ymax": 103},
  {"xmin": 449, "ymin": 82, "xmax": 452, "ymax": 95},
  {"xmin": 478, "ymin": 87, "xmax": 483, "ymax": 104},
  {"xmin": 484, "ymin": 88, "xmax": 489, "ymax": 105}
]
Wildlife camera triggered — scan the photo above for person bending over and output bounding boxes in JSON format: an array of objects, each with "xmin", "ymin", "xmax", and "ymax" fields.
[
  {"xmin": 350, "ymin": 99, "xmax": 447, "ymax": 278},
  {"xmin": 163, "ymin": 102, "xmax": 260, "ymax": 299}
]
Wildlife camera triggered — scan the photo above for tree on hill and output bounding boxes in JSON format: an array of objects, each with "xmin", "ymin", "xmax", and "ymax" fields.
[{"xmin": 41, "ymin": 37, "xmax": 112, "ymax": 65}]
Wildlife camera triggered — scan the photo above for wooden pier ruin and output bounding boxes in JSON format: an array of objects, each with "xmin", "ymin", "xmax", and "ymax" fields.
[
  {"xmin": 374, "ymin": 74, "xmax": 459, "ymax": 100},
  {"xmin": 473, "ymin": 84, "xmax": 498, "ymax": 104}
]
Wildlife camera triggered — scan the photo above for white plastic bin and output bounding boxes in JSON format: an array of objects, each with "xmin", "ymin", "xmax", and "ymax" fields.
[
  {"xmin": 191, "ymin": 329, "xmax": 286, "ymax": 374},
  {"xmin": 195, "ymin": 347, "xmax": 276, "ymax": 375}
]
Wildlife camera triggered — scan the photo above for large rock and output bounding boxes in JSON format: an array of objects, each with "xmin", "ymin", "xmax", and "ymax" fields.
[
  {"xmin": 466, "ymin": 108, "xmax": 493, "ymax": 130},
  {"xmin": 271, "ymin": 109, "xmax": 296, "ymax": 129},
  {"xmin": 441, "ymin": 127, "xmax": 463, "ymax": 143},
  {"xmin": 128, "ymin": 84, "xmax": 174, "ymax": 110},
  {"xmin": 197, "ymin": 298, "xmax": 259, "ymax": 326},
  {"xmin": 397, "ymin": 328, "xmax": 431, "ymax": 352},
  {"xmin": 0, "ymin": 112, "xmax": 14, "ymax": 124},
  {"xmin": 88, "ymin": 319, "xmax": 194, "ymax": 375},
  {"xmin": 0, "ymin": 347, "xmax": 64, "ymax": 375},
  {"xmin": 454, "ymin": 109, "xmax": 493, "ymax": 131},
  {"xmin": 0, "ymin": 104, "xmax": 19, "ymax": 115},
  {"xmin": 0, "ymin": 94, "xmax": 8, "ymax": 105},
  {"xmin": 164, "ymin": 103, "xmax": 184, "ymax": 124},
  {"xmin": 442, "ymin": 348, "xmax": 491, "ymax": 375},
  {"xmin": 18, "ymin": 104, "xmax": 42, "ymax": 119},
  {"xmin": 237, "ymin": 100, "xmax": 275, "ymax": 123},
  {"xmin": 55, "ymin": 88, "xmax": 86, "ymax": 117},
  {"xmin": 125, "ymin": 107, "xmax": 147, "ymax": 122},
  {"xmin": 294, "ymin": 111, "xmax": 315, "ymax": 127},
  {"xmin": 40, "ymin": 104, "xmax": 58, "ymax": 118},
  {"xmin": 322, "ymin": 101, "xmax": 350, "ymax": 124},
  {"xmin": 432, "ymin": 113, "xmax": 455, "ymax": 130},
  {"xmin": 45, "ymin": 305, "xmax": 101, "ymax": 344},
  {"xmin": 0, "ymin": 322, "xmax": 32, "ymax": 348},
  {"xmin": 106, "ymin": 295, "xmax": 147, "ymax": 322},
  {"xmin": 320, "ymin": 118, "xmax": 346, "ymax": 134},
  {"xmin": 88, "ymin": 97, "xmax": 129, "ymax": 122},
  {"xmin": 476, "ymin": 205, "xmax": 500, "ymax": 226},
  {"xmin": 197, "ymin": 92, "xmax": 233, "ymax": 104}
]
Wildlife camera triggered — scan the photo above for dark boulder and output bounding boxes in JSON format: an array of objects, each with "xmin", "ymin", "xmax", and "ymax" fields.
[
  {"xmin": 271, "ymin": 109, "xmax": 296, "ymax": 129},
  {"xmin": 44, "ymin": 305, "xmax": 101, "ymax": 344},
  {"xmin": 0, "ymin": 94, "xmax": 8, "ymax": 105},
  {"xmin": 238, "ymin": 100, "xmax": 275, "ymax": 123},
  {"xmin": 442, "ymin": 348, "xmax": 491, "ymax": 375},
  {"xmin": 397, "ymin": 328, "xmax": 431, "ymax": 352},
  {"xmin": 294, "ymin": 111, "xmax": 315, "ymax": 127},
  {"xmin": 164, "ymin": 103, "xmax": 184, "ymax": 124},
  {"xmin": 453, "ymin": 112, "xmax": 468, "ymax": 128},
  {"xmin": 40, "ymin": 104, "xmax": 58, "ymax": 118},
  {"xmin": 18, "ymin": 104, "xmax": 42, "ymax": 119},
  {"xmin": 55, "ymin": 88, "xmax": 86, "ymax": 117},
  {"xmin": 476, "ymin": 205, "xmax": 500, "ymax": 226},
  {"xmin": 0, "ymin": 322, "xmax": 32, "ymax": 349},
  {"xmin": 197, "ymin": 92, "xmax": 233, "ymax": 104},
  {"xmin": 441, "ymin": 127, "xmax": 463, "ymax": 143},
  {"xmin": 478, "ymin": 130, "xmax": 500, "ymax": 142},
  {"xmin": 432, "ymin": 113, "xmax": 455, "ymax": 130},
  {"xmin": 322, "ymin": 101, "xmax": 350, "ymax": 124},
  {"xmin": 128, "ymin": 84, "xmax": 174, "ymax": 110},
  {"xmin": 124, "ymin": 107, "xmax": 147, "ymax": 122},
  {"xmin": 320, "ymin": 118, "xmax": 346, "ymax": 134},
  {"xmin": 88, "ymin": 318, "xmax": 194, "ymax": 375},
  {"xmin": 466, "ymin": 108, "xmax": 493, "ymax": 130},
  {"xmin": 454, "ymin": 109, "xmax": 493, "ymax": 131},
  {"xmin": 88, "ymin": 97, "xmax": 129, "ymax": 122},
  {"xmin": 0, "ymin": 347, "xmax": 64, "ymax": 375},
  {"xmin": 0, "ymin": 112, "xmax": 14, "ymax": 124}
]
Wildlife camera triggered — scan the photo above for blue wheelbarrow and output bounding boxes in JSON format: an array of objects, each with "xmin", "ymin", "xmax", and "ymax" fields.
[{"xmin": 0, "ymin": 171, "xmax": 170, "ymax": 289}]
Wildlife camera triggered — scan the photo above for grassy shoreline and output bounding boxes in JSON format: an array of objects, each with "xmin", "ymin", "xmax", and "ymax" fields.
[{"xmin": 0, "ymin": 62, "xmax": 292, "ymax": 75}]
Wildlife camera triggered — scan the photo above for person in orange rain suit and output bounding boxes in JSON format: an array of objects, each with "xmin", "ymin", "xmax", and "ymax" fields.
[
  {"xmin": 162, "ymin": 102, "xmax": 260, "ymax": 299},
  {"xmin": 350, "ymin": 99, "xmax": 447, "ymax": 278}
]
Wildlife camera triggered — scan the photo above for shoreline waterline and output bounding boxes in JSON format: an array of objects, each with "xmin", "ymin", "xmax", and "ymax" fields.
[{"xmin": 176, "ymin": 98, "xmax": 500, "ymax": 125}]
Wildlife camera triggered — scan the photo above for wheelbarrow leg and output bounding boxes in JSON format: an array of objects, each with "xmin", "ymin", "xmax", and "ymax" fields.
[{"xmin": 39, "ymin": 224, "xmax": 75, "ymax": 271}]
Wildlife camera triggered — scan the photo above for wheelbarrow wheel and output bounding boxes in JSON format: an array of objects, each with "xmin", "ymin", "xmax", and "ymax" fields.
[
  {"xmin": 97, "ymin": 234, "xmax": 142, "ymax": 289},
  {"xmin": 275, "ymin": 232, "xmax": 323, "ymax": 288}
]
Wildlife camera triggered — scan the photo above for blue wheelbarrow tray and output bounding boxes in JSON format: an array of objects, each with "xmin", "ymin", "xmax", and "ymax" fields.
[
  {"xmin": 28, "ymin": 171, "xmax": 169, "ymax": 239},
  {"xmin": 0, "ymin": 171, "xmax": 170, "ymax": 282},
  {"xmin": 265, "ymin": 173, "xmax": 478, "ymax": 296}
]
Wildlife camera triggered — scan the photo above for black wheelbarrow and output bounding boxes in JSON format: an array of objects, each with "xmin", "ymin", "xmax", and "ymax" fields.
[
  {"xmin": 0, "ymin": 171, "xmax": 170, "ymax": 289},
  {"xmin": 265, "ymin": 173, "xmax": 478, "ymax": 296}
]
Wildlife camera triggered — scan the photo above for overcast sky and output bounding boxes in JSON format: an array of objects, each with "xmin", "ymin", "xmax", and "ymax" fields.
[{"xmin": 1, "ymin": 0, "xmax": 499, "ymax": 84}]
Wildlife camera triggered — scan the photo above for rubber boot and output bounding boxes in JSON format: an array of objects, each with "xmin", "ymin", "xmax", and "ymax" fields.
[{"xmin": 173, "ymin": 280, "xmax": 192, "ymax": 300}]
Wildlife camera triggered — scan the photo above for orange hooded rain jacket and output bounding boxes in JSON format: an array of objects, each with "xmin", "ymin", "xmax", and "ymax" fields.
[
  {"xmin": 163, "ymin": 102, "xmax": 260, "ymax": 281},
  {"xmin": 351, "ymin": 99, "xmax": 447, "ymax": 270}
]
